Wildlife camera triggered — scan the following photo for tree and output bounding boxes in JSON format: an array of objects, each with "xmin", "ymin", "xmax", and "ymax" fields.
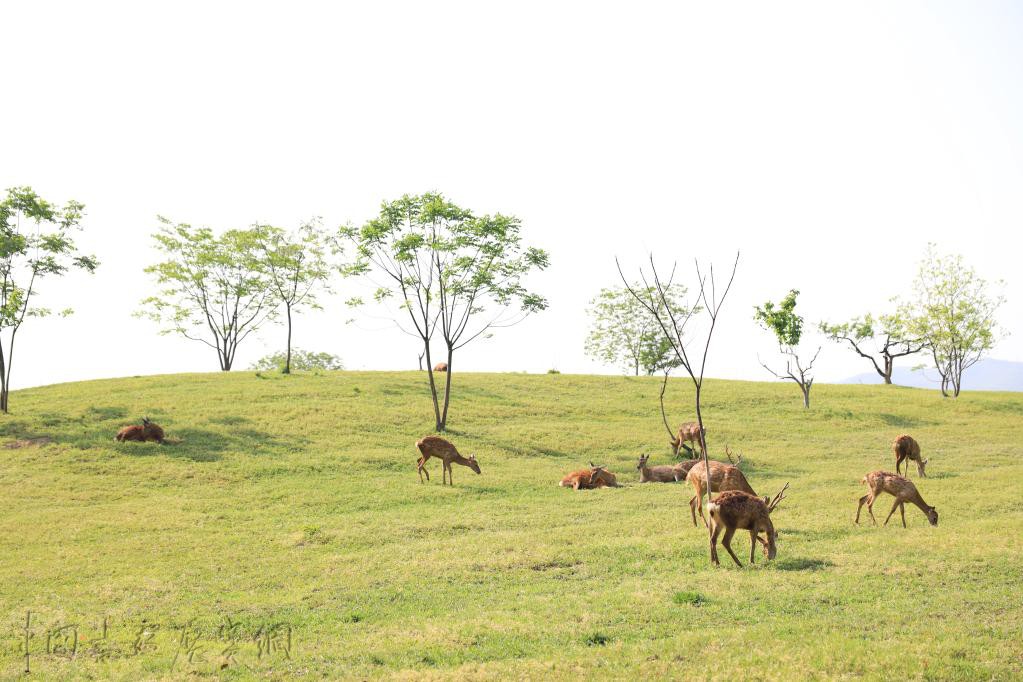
[
  {"xmin": 0, "ymin": 187, "xmax": 98, "ymax": 413},
  {"xmin": 250, "ymin": 348, "xmax": 343, "ymax": 372},
  {"xmin": 252, "ymin": 220, "xmax": 335, "ymax": 374},
  {"xmin": 585, "ymin": 283, "xmax": 689, "ymax": 375},
  {"xmin": 343, "ymin": 193, "xmax": 549, "ymax": 431},
  {"xmin": 618, "ymin": 253, "xmax": 740, "ymax": 565},
  {"xmin": 906, "ymin": 246, "xmax": 1004, "ymax": 398},
  {"xmin": 140, "ymin": 219, "xmax": 275, "ymax": 371},
  {"xmin": 819, "ymin": 312, "xmax": 923, "ymax": 384},
  {"xmin": 754, "ymin": 289, "xmax": 820, "ymax": 408}
]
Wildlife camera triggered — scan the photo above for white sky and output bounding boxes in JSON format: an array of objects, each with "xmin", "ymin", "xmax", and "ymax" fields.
[{"xmin": 2, "ymin": 1, "xmax": 1021, "ymax": 389}]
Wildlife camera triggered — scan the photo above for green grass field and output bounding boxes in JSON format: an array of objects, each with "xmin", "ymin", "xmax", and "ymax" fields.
[{"xmin": 1, "ymin": 371, "xmax": 1021, "ymax": 680}]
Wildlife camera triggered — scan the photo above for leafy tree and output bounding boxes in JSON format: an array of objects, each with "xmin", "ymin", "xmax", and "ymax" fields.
[
  {"xmin": 250, "ymin": 348, "xmax": 343, "ymax": 372},
  {"xmin": 585, "ymin": 283, "xmax": 690, "ymax": 375},
  {"xmin": 0, "ymin": 187, "xmax": 98, "ymax": 413},
  {"xmin": 906, "ymin": 245, "xmax": 1004, "ymax": 398},
  {"xmin": 819, "ymin": 312, "xmax": 923, "ymax": 384},
  {"xmin": 343, "ymin": 193, "xmax": 549, "ymax": 431},
  {"xmin": 252, "ymin": 220, "xmax": 335, "ymax": 374},
  {"xmin": 140, "ymin": 219, "xmax": 275, "ymax": 371},
  {"xmin": 755, "ymin": 289, "xmax": 820, "ymax": 408}
]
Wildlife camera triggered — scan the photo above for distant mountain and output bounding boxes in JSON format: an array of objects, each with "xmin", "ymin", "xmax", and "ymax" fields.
[{"xmin": 840, "ymin": 358, "xmax": 1023, "ymax": 392}]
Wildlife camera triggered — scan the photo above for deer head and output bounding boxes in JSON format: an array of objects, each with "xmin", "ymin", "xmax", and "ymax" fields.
[
  {"xmin": 466, "ymin": 454, "xmax": 481, "ymax": 474},
  {"xmin": 918, "ymin": 458, "xmax": 929, "ymax": 477},
  {"xmin": 725, "ymin": 445, "xmax": 742, "ymax": 467},
  {"xmin": 636, "ymin": 454, "xmax": 649, "ymax": 470},
  {"xmin": 926, "ymin": 505, "xmax": 938, "ymax": 526},
  {"xmin": 142, "ymin": 416, "xmax": 151, "ymax": 426}
]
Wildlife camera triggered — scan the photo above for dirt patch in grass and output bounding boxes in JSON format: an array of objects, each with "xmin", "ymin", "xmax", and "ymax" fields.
[{"xmin": 4, "ymin": 436, "xmax": 53, "ymax": 448}]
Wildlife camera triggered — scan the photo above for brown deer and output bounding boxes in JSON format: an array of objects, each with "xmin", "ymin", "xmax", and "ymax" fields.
[
  {"xmin": 670, "ymin": 422, "xmax": 704, "ymax": 457},
  {"xmin": 636, "ymin": 454, "xmax": 695, "ymax": 483},
  {"xmin": 433, "ymin": 362, "xmax": 448, "ymax": 372},
  {"xmin": 686, "ymin": 459, "xmax": 757, "ymax": 526},
  {"xmin": 559, "ymin": 463, "xmax": 619, "ymax": 490},
  {"xmin": 115, "ymin": 417, "xmax": 165, "ymax": 443},
  {"xmin": 708, "ymin": 484, "xmax": 788, "ymax": 567},
  {"xmin": 856, "ymin": 470, "xmax": 938, "ymax": 528},
  {"xmin": 415, "ymin": 436, "xmax": 479, "ymax": 485},
  {"xmin": 892, "ymin": 435, "xmax": 927, "ymax": 478}
]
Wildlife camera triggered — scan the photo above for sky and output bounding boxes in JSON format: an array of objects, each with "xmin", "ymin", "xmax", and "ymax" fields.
[{"xmin": 2, "ymin": 1, "xmax": 1021, "ymax": 390}]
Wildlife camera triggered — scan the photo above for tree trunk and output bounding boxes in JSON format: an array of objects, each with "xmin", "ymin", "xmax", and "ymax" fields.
[
  {"xmin": 634, "ymin": 358, "xmax": 639, "ymax": 376},
  {"xmin": 423, "ymin": 342, "xmax": 442, "ymax": 431},
  {"xmin": 439, "ymin": 347, "xmax": 454, "ymax": 431},
  {"xmin": 694, "ymin": 383, "xmax": 715, "ymax": 564},
  {"xmin": 801, "ymin": 383, "xmax": 810, "ymax": 409},
  {"xmin": 882, "ymin": 356, "xmax": 893, "ymax": 384},
  {"xmin": 0, "ymin": 340, "xmax": 8, "ymax": 414},
  {"xmin": 283, "ymin": 303, "xmax": 293, "ymax": 374}
]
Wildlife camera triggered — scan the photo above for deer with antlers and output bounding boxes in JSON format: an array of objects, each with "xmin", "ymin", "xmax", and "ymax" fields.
[
  {"xmin": 685, "ymin": 455, "xmax": 757, "ymax": 527},
  {"xmin": 415, "ymin": 436, "xmax": 480, "ymax": 485},
  {"xmin": 636, "ymin": 454, "xmax": 695, "ymax": 483},
  {"xmin": 892, "ymin": 435, "xmax": 928, "ymax": 478},
  {"xmin": 560, "ymin": 463, "xmax": 619, "ymax": 490},
  {"xmin": 708, "ymin": 483, "xmax": 788, "ymax": 567},
  {"xmin": 856, "ymin": 470, "xmax": 938, "ymax": 528}
]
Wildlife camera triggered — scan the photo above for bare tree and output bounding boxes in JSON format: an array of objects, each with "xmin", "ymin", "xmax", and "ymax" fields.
[
  {"xmin": 755, "ymin": 289, "xmax": 820, "ymax": 408},
  {"xmin": 617, "ymin": 252, "xmax": 740, "ymax": 564}
]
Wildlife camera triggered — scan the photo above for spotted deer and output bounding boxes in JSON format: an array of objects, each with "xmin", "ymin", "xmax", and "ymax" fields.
[
  {"xmin": 115, "ymin": 417, "xmax": 165, "ymax": 443},
  {"xmin": 892, "ymin": 435, "xmax": 927, "ymax": 478},
  {"xmin": 856, "ymin": 470, "xmax": 938, "ymax": 528},
  {"xmin": 559, "ymin": 463, "xmax": 619, "ymax": 490},
  {"xmin": 708, "ymin": 484, "xmax": 788, "ymax": 567},
  {"xmin": 686, "ymin": 459, "xmax": 757, "ymax": 526},
  {"xmin": 415, "ymin": 436, "xmax": 480, "ymax": 485},
  {"xmin": 670, "ymin": 422, "xmax": 704, "ymax": 457},
  {"xmin": 636, "ymin": 454, "xmax": 695, "ymax": 483}
]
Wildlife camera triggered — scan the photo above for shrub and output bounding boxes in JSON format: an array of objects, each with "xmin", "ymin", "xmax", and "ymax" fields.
[{"xmin": 250, "ymin": 349, "xmax": 343, "ymax": 373}]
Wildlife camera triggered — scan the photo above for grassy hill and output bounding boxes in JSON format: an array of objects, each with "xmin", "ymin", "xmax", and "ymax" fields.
[{"xmin": 1, "ymin": 371, "xmax": 1021, "ymax": 680}]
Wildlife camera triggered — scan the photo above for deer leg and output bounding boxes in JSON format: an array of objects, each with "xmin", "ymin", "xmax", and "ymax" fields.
[
  {"xmin": 448, "ymin": 463, "xmax": 454, "ymax": 486},
  {"xmin": 865, "ymin": 495, "xmax": 879, "ymax": 525},
  {"xmin": 689, "ymin": 495, "xmax": 699, "ymax": 527},
  {"xmin": 710, "ymin": 519, "xmax": 721, "ymax": 566},
  {"xmin": 855, "ymin": 494, "xmax": 869, "ymax": 524},
  {"xmin": 749, "ymin": 530, "xmax": 758, "ymax": 564},
  {"xmin": 899, "ymin": 502, "xmax": 907, "ymax": 528},
  {"xmin": 883, "ymin": 499, "xmax": 900, "ymax": 526},
  {"xmin": 417, "ymin": 456, "xmax": 429, "ymax": 483},
  {"xmin": 721, "ymin": 527, "xmax": 742, "ymax": 567},
  {"xmin": 896, "ymin": 456, "xmax": 903, "ymax": 476}
]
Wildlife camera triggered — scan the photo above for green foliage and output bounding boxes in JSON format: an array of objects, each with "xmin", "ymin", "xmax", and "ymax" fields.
[
  {"xmin": 342, "ymin": 192, "xmax": 549, "ymax": 429},
  {"xmin": 1, "ymin": 371, "xmax": 1021, "ymax": 678},
  {"xmin": 904, "ymin": 245, "xmax": 1005, "ymax": 397},
  {"xmin": 585, "ymin": 284, "xmax": 689, "ymax": 375},
  {"xmin": 754, "ymin": 289, "xmax": 803, "ymax": 347},
  {"xmin": 672, "ymin": 590, "xmax": 705, "ymax": 606},
  {"xmin": 139, "ymin": 219, "xmax": 276, "ymax": 370},
  {"xmin": 0, "ymin": 186, "xmax": 98, "ymax": 411},
  {"xmin": 250, "ymin": 348, "xmax": 343, "ymax": 372},
  {"xmin": 820, "ymin": 311, "xmax": 923, "ymax": 382},
  {"xmin": 252, "ymin": 220, "xmax": 335, "ymax": 313}
]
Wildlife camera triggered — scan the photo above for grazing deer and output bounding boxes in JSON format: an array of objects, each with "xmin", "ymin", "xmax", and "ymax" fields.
[
  {"xmin": 560, "ymin": 462, "xmax": 619, "ymax": 490},
  {"xmin": 636, "ymin": 454, "xmax": 694, "ymax": 483},
  {"xmin": 433, "ymin": 362, "xmax": 448, "ymax": 372},
  {"xmin": 115, "ymin": 417, "xmax": 165, "ymax": 443},
  {"xmin": 708, "ymin": 484, "xmax": 788, "ymax": 567},
  {"xmin": 856, "ymin": 470, "xmax": 938, "ymax": 528},
  {"xmin": 415, "ymin": 436, "xmax": 479, "ymax": 485},
  {"xmin": 686, "ymin": 460, "xmax": 757, "ymax": 527},
  {"xmin": 670, "ymin": 422, "xmax": 705, "ymax": 457},
  {"xmin": 892, "ymin": 435, "xmax": 927, "ymax": 478}
]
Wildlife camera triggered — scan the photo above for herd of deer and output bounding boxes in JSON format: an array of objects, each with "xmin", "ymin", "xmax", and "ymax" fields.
[{"xmin": 413, "ymin": 427, "xmax": 940, "ymax": 567}]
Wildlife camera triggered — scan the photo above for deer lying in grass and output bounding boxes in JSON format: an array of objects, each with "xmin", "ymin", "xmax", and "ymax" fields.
[
  {"xmin": 686, "ymin": 459, "xmax": 757, "ymax": 526},
  {"xmin": 892, "ymin": 434, "xmax": 927, "ymax": 478},
  {"xmin": 433, "ymin": 362, "xmax": 448, "ymax": 372},
  {"xmin": 856, "ymin": 470, "xmax": 938, "ymax": 527},
  {"xmin": 636, "ymin": 454, "xmax": 695, "ymax": 483},
  {"xmin": 708, "ymin": 484, "xmax": 788, "ymax": 567},
  {"xmin": 115, "ymin": 417, "xmax": 165, "ymax": 443},
  {"xmin": 416, "ymin": 436, "xmax": 479, "ymax": 485},
  {"xmin": 670, "ymin": 422, "xmax": 704, "ymax": 458},
  {"xmin": 560, "ymin": 463, "xmax": 619, "ymax": 490}
]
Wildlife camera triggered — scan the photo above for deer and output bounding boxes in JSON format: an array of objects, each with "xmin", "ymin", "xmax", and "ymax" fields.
[
  {"xmin": 708, "ymin": 483, "xmax": 788, "ymax": 567},
  {"xmin": 415, "ymin": 436, "xmax": 479, "ymax": 485},
  {"xmin": 892, "ymin": 434, "xmax": 927, "ymax": 478},
  {"xmin": 115, "ymin": 417, "xmax": 165, "ymax": 443},
  {"xmin": 670, "ymin": 422, "xmax": 705, "ymax": 458},
  {"xmin": 433, "ymin": 362, "xmax": 448, "ymax": 372},
  {"xmin": 560, "ymin": 463, "xmax": 619, "ymax": 490},
  {"xmin": 856, "ymin": 470, "xmax": 938, "ymax": 528},
  {"xmin": 636, "ymin": 454, "xmax": 695, "ymax": 483},
  {"xmin": 686, "ymin": 459, "xmax": 758, "ymax": 527}
]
